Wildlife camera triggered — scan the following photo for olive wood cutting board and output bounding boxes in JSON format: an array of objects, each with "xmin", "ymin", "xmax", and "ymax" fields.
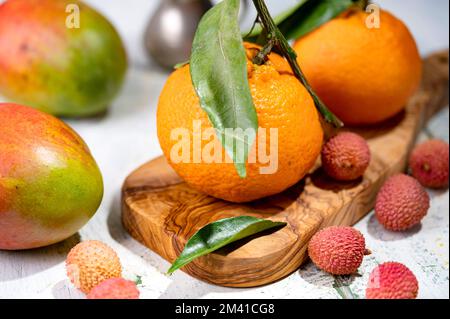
[{"xmin": 122, "ymin": 51, "xmax": 449, "ymax": 287}]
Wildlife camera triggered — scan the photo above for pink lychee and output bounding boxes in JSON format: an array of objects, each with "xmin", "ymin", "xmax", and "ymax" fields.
[
  {"xmin": 409, "ymin": 139, "xmax": 449, "ymax": 189},
  {"xmin": 366, "ymin": 262, "xmax": 418, "ymax": 299},
  {"xmin": 87, "ymin": 278, "xmax": 140, "ymax": 299},
  {"xmin": 375, "ymin": 174, "xmax": 430, "ymax": 231},
  {"xmin": 321, "ymin": 132, "xmax": 371, "ymax": 181},
  {"xmin": 308, "ymin": 226, "xmax": 369, "ymax": 275}
]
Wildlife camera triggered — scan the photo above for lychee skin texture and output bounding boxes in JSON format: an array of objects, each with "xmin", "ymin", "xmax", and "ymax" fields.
[
  {"xmin": 375, "ymin": 174, "xmax": 430, "ymax": 231},
  {"xmin": 321, "ymin": 132, "xmax": 371, "ymax": 181},
  {"xmin": 308, "ymin": 226, "xmax": 367, "ymax": 275},
  {"xmin": 409, "ymin": 139, "xmax": 449, "ymax": 189},
  {"xmin": 66, "ymin": 240, "xmax": 122, "ymax": 294},
  {"xmin": 87, "ymin": 278, "xmax": 140, "ymax": 299},
  {"xmin": 366, "ymin": 262, "xmax": 418, "ymax": 299}
]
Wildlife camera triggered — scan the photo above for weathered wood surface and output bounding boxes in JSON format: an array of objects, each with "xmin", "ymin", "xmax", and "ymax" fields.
[{"xmin": 121, "ymin": 52, "xmax": 449, "ymax": 287}]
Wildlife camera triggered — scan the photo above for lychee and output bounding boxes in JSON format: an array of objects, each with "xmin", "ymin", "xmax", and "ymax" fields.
[
  {"xmin": 87, "ymin": 278, "xmax": 140, "ymax": 299},
  {"xmin": 321, "ymin": 132, "xmax": 371, "ymax": 181},
  {"xmin": 308, "ymin": 226, "xmax": 368, "ymax": 275},
  {"xmin": 366, "ymin": 262, "xmax": 419, "ymax": 299},
  {"xmin": 409, "ymin": 139, "xmax": 449, "ymax": 189},
  {"xmin": 375, "ymin": 174, "xmax": 430, "ymax": 231},
  {"xmin": 66, "ymin": 240, "xmax": 122, "ymax": 294}
]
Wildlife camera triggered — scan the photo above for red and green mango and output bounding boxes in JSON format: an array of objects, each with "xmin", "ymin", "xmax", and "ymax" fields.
[
  {"xmin": 0, "ymin": 103, "xmax": 103, "ymax": 250},
  {"xmin": 0, "ymin": 0, "xmax": 127, "ymax": 117}
]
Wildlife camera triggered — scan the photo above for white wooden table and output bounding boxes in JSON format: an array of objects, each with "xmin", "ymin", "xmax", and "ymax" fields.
[{"xmin": 0, "ymin": 0, "xmax": 448, "ymax": 299}]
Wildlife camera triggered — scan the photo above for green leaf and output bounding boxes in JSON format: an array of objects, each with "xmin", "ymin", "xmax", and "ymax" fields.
[
  {"xmin": 281, "ymin": 0, "xmax": 355, "ymax": 40},
  {"xmin": 245, "ymin": 0, "xmax": 357, "ymax": 42},
  {"xmin": 190, "ymin": 0, "xmax": 258, "ymax": 178},
  {"xmin": 245, "ymin": 0, "xmax": 309, "ymax": 39},
  {"xmin": 167, "ymin": 216, "xmax": 286, "ymax": 274}
]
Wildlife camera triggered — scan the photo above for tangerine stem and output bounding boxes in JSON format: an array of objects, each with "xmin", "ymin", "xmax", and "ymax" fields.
[
  {"xmin": 252, "ymin": 36, "xmax": 276, "ymax": 65},
  {"xmin": 251, "ymin": 0, "xmax": 344, "ymax": 128}
]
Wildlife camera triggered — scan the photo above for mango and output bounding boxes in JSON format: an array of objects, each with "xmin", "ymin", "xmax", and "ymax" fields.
[
  {"xmin": 0, "ymin": 103, "xmax": 104, "ymax": 250},
  {"xmin": 0, "ymin": 0, "xmax": 127, "ymax": 117}
]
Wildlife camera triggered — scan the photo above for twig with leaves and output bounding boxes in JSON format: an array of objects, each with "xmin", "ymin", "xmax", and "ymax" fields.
[{"xmin": 251, "ymin": 0, "xmax": 343, "ymax": 128}]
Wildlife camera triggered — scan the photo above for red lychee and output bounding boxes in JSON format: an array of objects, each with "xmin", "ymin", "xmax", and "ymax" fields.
[
  {"xmin": 308, "ymin": 226, "xmax": 368, "ymax": 275},
  {"xmin": 375, "ymin": 174, "xmax": 430, "ymax": 231},
  {"xmin": 87, "ymin": 278, "xmax": 140, "ymax": 299},
  {"xmin": 366, "ymin": 262, "xmax": 419, "ymax": 299},
  {"xmin": 321, "ymin": 132, "xmax": 371, "ymax": 181},
  {"xmin": 409, "ymin": 139, "xmax": 449, "ymax": 189},
  {"xmin": 66, "ymin": 240, "xmax": 122, "ymax": 293}
]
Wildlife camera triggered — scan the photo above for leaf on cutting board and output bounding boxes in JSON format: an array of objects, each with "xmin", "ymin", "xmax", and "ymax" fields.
[
  {"xmin": 167, "ymin": 216, "xmax": 287, "ymax": 274},
  {"xmin": 190, "ymin": 0, "xmax": 258, "ymax": 178}
]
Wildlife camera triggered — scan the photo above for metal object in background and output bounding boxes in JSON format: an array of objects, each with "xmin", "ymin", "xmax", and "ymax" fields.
[
  {"xmin": 144, "ymin": 0, "xmax": 248, "ymax": 69},
  {"xmin": 144, "ymin": 0, "xmax": 213, "ymax": 69}
]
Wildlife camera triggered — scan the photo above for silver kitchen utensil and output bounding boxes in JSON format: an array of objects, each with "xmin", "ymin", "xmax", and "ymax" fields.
[{"xmin": 145, "ymin": 0, "xmax": 248, "ymax": 69}]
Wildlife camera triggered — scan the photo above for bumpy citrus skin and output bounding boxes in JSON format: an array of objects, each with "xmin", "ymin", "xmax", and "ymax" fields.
[
  {"xmin": 88, "ymin": 278, "xmax": 140, "ymax": 299},
  {"xmin": 366, "ymin": 262, "xmax": 419, "ymax": 299},
  {"xmin": 157, "ymin": 43, "xmax": 323, "ymax": 203},
  {"xmin": 66, "ymin": 241, "xmax": 122, "ymax": 294},
  {"xmin": 308, "ymin": 226, "xmax": 367, "ymax": 275},
  {"xmin": 0, "ymin": 104, "xmax": 103, "ymax": 250},
  {"xmin": 294, "ymin": 9, "xmax": 422, "ymax": 125},
  {"xmin": 0, "ymin": 0, "xmax": 127, "ymax": 117},
  {"xmin": 321, "ymin": 132, "xmax": 371, "ymax": 181},
  {"xmin": 409, "ymin": 140, "xmax": 449, "ymax": 189},
  {"xmin": 375, "ymin": 174, "xmax": 430, "ymax": 231}
]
